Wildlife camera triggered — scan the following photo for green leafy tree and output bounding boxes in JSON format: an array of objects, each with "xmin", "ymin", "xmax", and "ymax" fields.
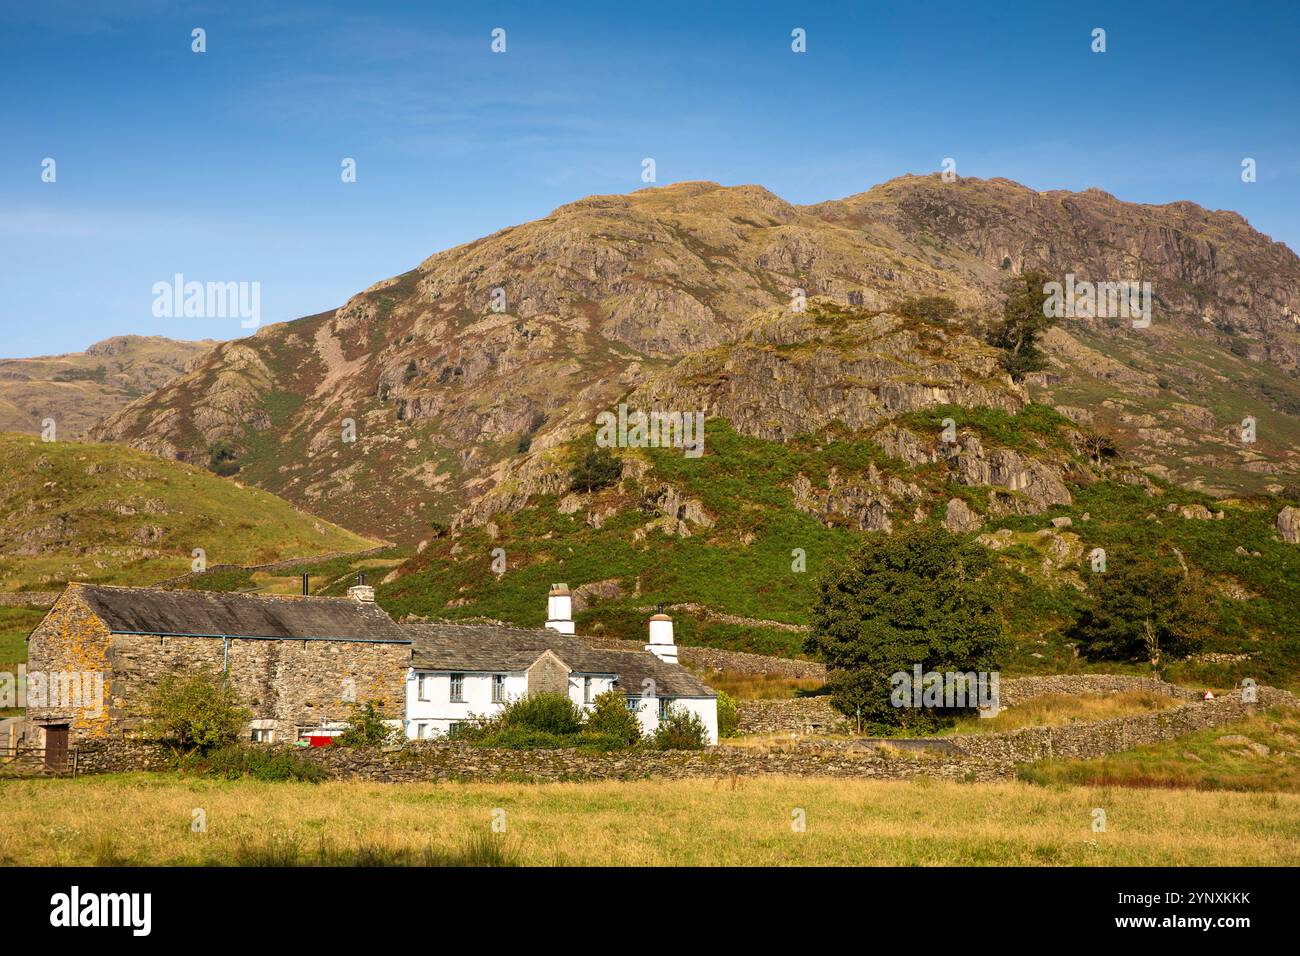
[
  {"xmin": 804, "ymin": 525, "xmax": 1006, "ymax": 730},
  {"xmin": 143, "ymin": 670, "xmax": 252, "ymax": 754},
  {"xmin": 1066, "ymin": 556, "xmax": 1212, "ymax": 667},
  {"xmin": 582, "ymin": 689, "xmax": 642, "ymax": 745},
  {"xmin": 987, "ymin": 269, "xmax": 1056, "ymax": 380},
  {"xmin": 569, "ymin": 446, "xmax": 622, "ymax": 493}
]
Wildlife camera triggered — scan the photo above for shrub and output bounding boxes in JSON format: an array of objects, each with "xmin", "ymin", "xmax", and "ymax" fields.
[
  {"xmin": 650, "ymin": 708, "xmax": 709, "ymax": 750},
  {"xmin": 895, "ymin": 295, "xmax": 958, "ymax": 324},
  {"xmin": 338, "ymin": 700, "xmax": 397, "ymax": 747},
  {"xmin": 583, "ymin": 689, "xmax": 641, "ymax": 745},
  {"xmin": 715, "ymin": 689, "xmax": 739, "ymax": 738},
  {"xmin": 496, "ymin": 692, "xmax": 584, "ymax": 735},
  {"xmin": 143, "ymin": 670, "xmax": 252, "ymax": 754},
  {"xmin": 184, "ymin": 744, "xmax": 327, "ymax": 782},
  {"xmin": 206, "ymin": 440, "xmax": 239, "ymax": 477},
  {"xmin": 569, "ymin": 446, "xmax": 622, "ymax": 493}
]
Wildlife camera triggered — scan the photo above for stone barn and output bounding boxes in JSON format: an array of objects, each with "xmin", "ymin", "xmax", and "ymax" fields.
[{"xmin": 24, "ymin": 582, "xmax": 410, "ymax": 749}]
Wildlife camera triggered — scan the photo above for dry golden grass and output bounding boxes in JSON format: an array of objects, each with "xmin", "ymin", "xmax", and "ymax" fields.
[
  {"xmin": 1, "ymin": 773, "xmax": 1296, "ymax": 866},
  {"xmin": 692, "ymin": 670, "xmax": 824, "ymax": 699},
  {"xmin": 1020, "ymin": 709, "xmax": 1300, "ymax": 793},
  {"xmin": 950, "ymin": 691, "xmax": 1185, "ymax": 735}
]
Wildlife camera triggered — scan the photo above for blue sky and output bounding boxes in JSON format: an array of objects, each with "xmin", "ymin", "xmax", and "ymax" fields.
[{"xmin": 2, "ymin": 0, "xmax": 1297, "ymax": 357}]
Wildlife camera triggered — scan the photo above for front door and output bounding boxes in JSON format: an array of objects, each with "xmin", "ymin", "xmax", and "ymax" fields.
[{"xmin": 44, "ymin": 725, "xmax": 68, "ymax": 770}]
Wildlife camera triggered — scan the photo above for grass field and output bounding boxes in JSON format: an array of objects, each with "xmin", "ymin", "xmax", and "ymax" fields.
[
  {"xmin": 1, "ymin": 772, "xmax": 1297, "ymax": 866},
  {"xmin": 1020, "ymin": 709, "xmax": 1300, "ymax": 793}
]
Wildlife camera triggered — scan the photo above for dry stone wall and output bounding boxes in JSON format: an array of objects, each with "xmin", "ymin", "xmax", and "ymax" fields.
[
  {"xmin": 581, "ymin": 636, "xmax": 826, "ymax": 679},
  {"xmin": 75, "ymin": 736, "xmax": 1007, "ymax": 783},
  {"xmin": 738, "ymin": 698, "xmax": 846, "ymax": 734}
]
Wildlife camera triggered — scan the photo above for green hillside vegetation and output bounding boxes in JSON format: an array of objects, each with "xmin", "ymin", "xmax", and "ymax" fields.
[
  {"xmin": 380, "ymin": 410, "xmax": 1300, "ymax": 690},
  {"xmin": 0, "ymin": 433, "xmax": 381, "ymax": 593}
]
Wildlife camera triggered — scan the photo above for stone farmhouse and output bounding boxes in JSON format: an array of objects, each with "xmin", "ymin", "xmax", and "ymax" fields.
[{"xmin": 23, "ymin": 580, "xmax": 717, "ymax": 753}]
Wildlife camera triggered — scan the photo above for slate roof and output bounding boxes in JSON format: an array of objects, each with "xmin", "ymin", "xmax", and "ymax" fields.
[
  {"xmin": 71, "ymin": 584, "xmax": 410, "ymax": 644},
  {"xmin": 403, "ymin": 620, "xmax": 715, "ymax": 698}
]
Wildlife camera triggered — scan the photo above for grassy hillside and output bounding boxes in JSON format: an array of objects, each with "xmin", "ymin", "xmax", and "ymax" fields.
[
  {"xmin": 381, "ymin": 410, "xmax": 1300, "ymax": 689},
  {"xmin": 2, "ymin": 773, "xmax": 1296, "ymax": 866},
  {"xmin": 0, "ymin": 433, "xmax": 381, "ymax": 593}
]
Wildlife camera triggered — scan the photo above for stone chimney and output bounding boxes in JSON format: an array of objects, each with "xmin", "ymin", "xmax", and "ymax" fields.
[
  {"xmin": 545, "ymin": 583, "xmax": 575, "ymax": 634},
  {"xmin": 645, "ymin": 605, "xmax": 678, "ymax": 664},
  {"xmin": 348, "ymin": 572, "xmax": 375, "ymax": 604}
]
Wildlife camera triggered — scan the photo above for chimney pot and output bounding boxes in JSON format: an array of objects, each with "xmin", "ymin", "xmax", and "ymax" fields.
[
  {"xmin": 545, "ymin": 583, "xmax": 575, "ymax": 634},
  {"xmin": 646, "ymin": 609, "xmax": 678, "ymax": 664}
]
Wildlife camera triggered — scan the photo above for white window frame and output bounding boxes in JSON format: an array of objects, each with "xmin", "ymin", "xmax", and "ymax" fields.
[
  {"xmin": 450, "ymin": 673, "xmax": 464, "ymax": 703},
  {"xmin": 492, "ymin": 674, "xmax": 506, "ymax": 704},
  {"xmin": 583, "ymin": 676, "xmax": 593, "ymax": 704}
]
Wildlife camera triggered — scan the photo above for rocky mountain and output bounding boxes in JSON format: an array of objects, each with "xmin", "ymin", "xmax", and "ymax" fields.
[
  {"xmin": 90, "ymin": 175, "xmax": 1300, "ymax": 542},
  {"xmin": 0, "ymin": 336, "xmax": 217, "ymax": 440}
]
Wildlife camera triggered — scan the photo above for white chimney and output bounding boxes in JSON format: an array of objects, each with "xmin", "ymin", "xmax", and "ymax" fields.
[
  {"xmin": 545, "ymin": 583, "xmax": 575, "ymax": 634},
  {"xmin": 645, "ymin": 607, "xmax": 678, "ymax": 664}
]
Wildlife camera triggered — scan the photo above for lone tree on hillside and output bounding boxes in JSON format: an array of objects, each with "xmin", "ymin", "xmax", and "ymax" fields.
[
  {"xmin": 988, "ymin": 269, "xmax": 1056, "ymax": 381},
  {"xmin": 805, "ymin": 524, "xmax": 1007, "ymax": 731},
  {"xmin": 1065, "ymin": 555, "xmax": 1211, "ymax": 669},
  {"xmin": 569, "ymin": 445, "xmax": 622, "ymax": 493}
]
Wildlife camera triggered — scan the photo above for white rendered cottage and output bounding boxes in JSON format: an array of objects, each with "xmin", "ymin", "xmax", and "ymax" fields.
[{"xmin": 402, "ymin": 585, "xmax": 718, "ymax": 743}]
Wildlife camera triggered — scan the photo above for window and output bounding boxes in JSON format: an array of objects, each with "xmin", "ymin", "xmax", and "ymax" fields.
[
  {"xmin": 658, "ymin": 697, "xmax": 674, "ymax": 720},
  {"xmin": 449, "ymin": 721, "xmax": 465, "ymax": 737},
  {"xmin": 626, "ymin": 696, "xmax": 639, "ymax": 713},
  {"xmin": 583, "ymin": 676, "xmax": 593, "ymax": 705},
  {"xmin": 250, "ymin": 728, "xmax": 273, "ymax": 744},
  {"xmin": 449, "ymin": 673, "xmax": 464, "ymax": 703},
  {"xmin": 417, "ymin": 674, "xmax": 431, "ymax": 701},
  {"xmin": 492, "ymin": 674, "xmax": 506, "ymax": 704}
]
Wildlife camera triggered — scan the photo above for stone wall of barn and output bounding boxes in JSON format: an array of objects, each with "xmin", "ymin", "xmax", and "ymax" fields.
[
  {"xmin": 105, "ymin": 632, "xmax": 409, "ymax": 744},
  {"xmin": 24, "ymin": 586, "xmax": 409, "ymax": 745},
  {"xmin": 23, "ymin": 590, "xmax": 115, "ymax": 740}
]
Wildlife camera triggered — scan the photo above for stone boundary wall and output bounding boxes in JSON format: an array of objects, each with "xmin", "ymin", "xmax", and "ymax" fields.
[
  {"xmin": 738, "ymin": 698, "xmax": 846, "ymax": 734},
  {"xmin": 150, "ymin": 543, "xmax": 397, "ymax": 589},
  {"xmin": 0, "ymin": 592, "xmax": 60, "ymax": 608},
  {"xmin": 65, "ymin": 685, "xmax": 1300, "ymax": 783},
  {"xmin": 74, "ymin": 736, "xmax": 1006, "ymax": 783},
  {"xmin": 580, "ymin": 636, "xmax": 826, "ymax": 680},
  {"xmin": 734, "ymin": 677, "xmax": 1259, "ymax": 737},
  {"xmin": 996, "ymin": 674, "xmax": 1203, "ymax": 708},
  {"xmin": 951, "ymin": 687, "xmax": 1298, "ymax": 763}
]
